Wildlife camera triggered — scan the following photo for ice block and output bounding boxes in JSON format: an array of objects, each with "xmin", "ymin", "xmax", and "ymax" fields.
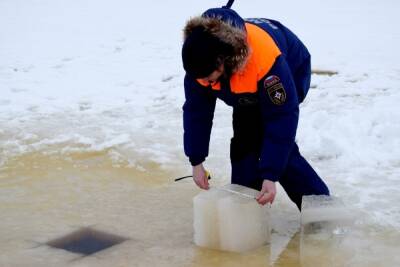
[
  {"xmin": 193, "ymin": 188, "xmax": 228, "ymax": 249},
  {"xmin": 300, "ymin": 195, "xmax": 355, "ymax": 266},
  {"xmin": 301, "ymin": 195, "xmax": 354, "ymax": 225},
  {"xmin": 193, "ymin": 184, "xmax": 271, "ymax": 252}
]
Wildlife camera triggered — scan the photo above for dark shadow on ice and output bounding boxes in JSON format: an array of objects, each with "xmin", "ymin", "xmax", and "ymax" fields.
[{"xmin": 46, "ymin": 227, "xmax": 129, "ymax": 256}]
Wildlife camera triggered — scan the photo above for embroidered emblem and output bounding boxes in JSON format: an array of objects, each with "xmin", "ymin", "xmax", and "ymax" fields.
[
  {"xmin": 266, "ymin": 83, "xmax": 286, "ymax": 105},
  {"xmin": 264, "ymin": 75, "xmax": 286, "ymax": 105}
]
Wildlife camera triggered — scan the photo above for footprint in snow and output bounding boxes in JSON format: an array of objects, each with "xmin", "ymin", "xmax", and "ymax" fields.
[
  {"xmin": 78, "ymin": 102, "xmax": 92, "ymax": 111},
  {"xmin": 10, "ymin": 88, "xmax": 28, "ymax": 93},
  {"xmin": 162, "ymin": 74, "xmax": 178, "ymax": 82},
  {"xmin": 0, "ymin": 99, "xmax": 11, "ymax": 106}
]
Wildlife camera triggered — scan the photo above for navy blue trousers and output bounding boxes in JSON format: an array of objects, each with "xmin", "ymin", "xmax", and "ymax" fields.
[{"xmin": 230, "ymin": 108, "xmax": 329, "ymax": 210}]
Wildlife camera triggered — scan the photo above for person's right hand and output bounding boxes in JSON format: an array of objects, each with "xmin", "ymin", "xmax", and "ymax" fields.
[
  {"xmin": 192, "ymin": 163, "xmax": 209, "ymax": 190},
  {"xmin": 256, "ymin": 179, "xmax": 276, "ymax": 205}
]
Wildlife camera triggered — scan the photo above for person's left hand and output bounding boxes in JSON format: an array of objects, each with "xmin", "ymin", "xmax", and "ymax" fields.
[{"xmin": 256, "ymin": 180, "xmax": 276, "ymax": 205}]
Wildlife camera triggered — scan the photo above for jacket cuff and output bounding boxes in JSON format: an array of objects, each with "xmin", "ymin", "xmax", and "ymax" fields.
[
  {"xmin": 189, "ymin": 157, "xmax": 205, "ymax": 166},
  {"xmin": 261, "ymin": 170, "xmax": 279, "ymax": 182}
]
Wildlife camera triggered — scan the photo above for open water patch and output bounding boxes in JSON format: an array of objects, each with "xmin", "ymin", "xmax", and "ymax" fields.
[{"xmin": 46, "ymin": 227, "xmax": 128, "ymax": 256}]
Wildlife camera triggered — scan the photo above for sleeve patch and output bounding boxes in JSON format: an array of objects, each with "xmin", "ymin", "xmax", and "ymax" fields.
[{"xmin": 265, "ymin": 77, "xmax": 287, "ymax": 106}]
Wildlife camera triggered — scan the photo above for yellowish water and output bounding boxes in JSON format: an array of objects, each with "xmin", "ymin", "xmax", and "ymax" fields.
[{"xmin": 0, "ymin": 149, "xmax": 399, "ymax": 267}]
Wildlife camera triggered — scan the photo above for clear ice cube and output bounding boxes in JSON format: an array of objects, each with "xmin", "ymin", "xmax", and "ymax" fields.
[{"xmin": 193, "ymin": 184, "xmax": 271, "ymax": 252}]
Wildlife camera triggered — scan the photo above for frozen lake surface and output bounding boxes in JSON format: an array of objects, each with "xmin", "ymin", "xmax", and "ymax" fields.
[
  {"xmin": 1, "ymin": 0, "xmax": 400, "ymax": 266},
  {"xmin": 1, "ymin": 151, "xmax": 399, "ymax": 266}
]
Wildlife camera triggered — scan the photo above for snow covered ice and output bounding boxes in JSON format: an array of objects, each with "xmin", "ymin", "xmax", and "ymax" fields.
[{"xmin": 193, "ymin": 184, "xmax": 270, "ymax": 252}]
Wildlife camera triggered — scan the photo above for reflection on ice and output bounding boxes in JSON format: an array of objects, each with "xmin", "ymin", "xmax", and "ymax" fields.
[{"xmin": 300, "ymin": 223, "xmax": 353, "ymax": 267}]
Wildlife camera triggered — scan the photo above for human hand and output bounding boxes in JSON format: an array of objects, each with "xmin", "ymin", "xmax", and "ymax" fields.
[
  {"xmin": 192, "ymin": 164, "xmax": 210, "ymax": 190},
  {"xmin": 256, "ymin": 179, "xmax": 276, "ymax": 205}
]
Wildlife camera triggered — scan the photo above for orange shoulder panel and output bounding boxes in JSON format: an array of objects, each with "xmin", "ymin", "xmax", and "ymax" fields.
[
  {"xmin": 230, "ymin": 23, "xmax": 281, "ymax": 93},
  {"xmin": 196, "ymin": 23, "xmax": 281, "ymax": 93}
]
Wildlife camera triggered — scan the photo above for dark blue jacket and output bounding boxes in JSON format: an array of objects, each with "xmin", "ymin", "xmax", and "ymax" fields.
[{"xmin": 183, "ymin": 13, "xmax": 311, "ymax": 182}]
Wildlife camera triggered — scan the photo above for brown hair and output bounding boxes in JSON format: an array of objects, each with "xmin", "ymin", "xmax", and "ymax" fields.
[{"xmin": 183, "ymin": 16, "xmax": 249, "ymax": 76}]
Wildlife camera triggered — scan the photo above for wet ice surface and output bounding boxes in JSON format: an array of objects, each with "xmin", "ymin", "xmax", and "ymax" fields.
[
  {"xmin": 0, "ymin": 152, "xmax": 288, "ymax": 267},
  {"xmin": 0, "ymin": 152, "xmax": 195, "ymax": 266},
  {"xmin": 1, "ymin": 152, "xmax": 400, "ymax": 267},
  {"xmin": 1, "ymin": 0, "xmax": 400, "ymax": 266}
]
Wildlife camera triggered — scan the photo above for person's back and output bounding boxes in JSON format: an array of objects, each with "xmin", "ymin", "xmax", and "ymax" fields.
[
  {"xmin": 200, "ymin": 8, "xmax": 311, "ymax": 102},
  {"xmin": 245, "ymin": 17, "xmax": 312, "ymax": 102}
]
